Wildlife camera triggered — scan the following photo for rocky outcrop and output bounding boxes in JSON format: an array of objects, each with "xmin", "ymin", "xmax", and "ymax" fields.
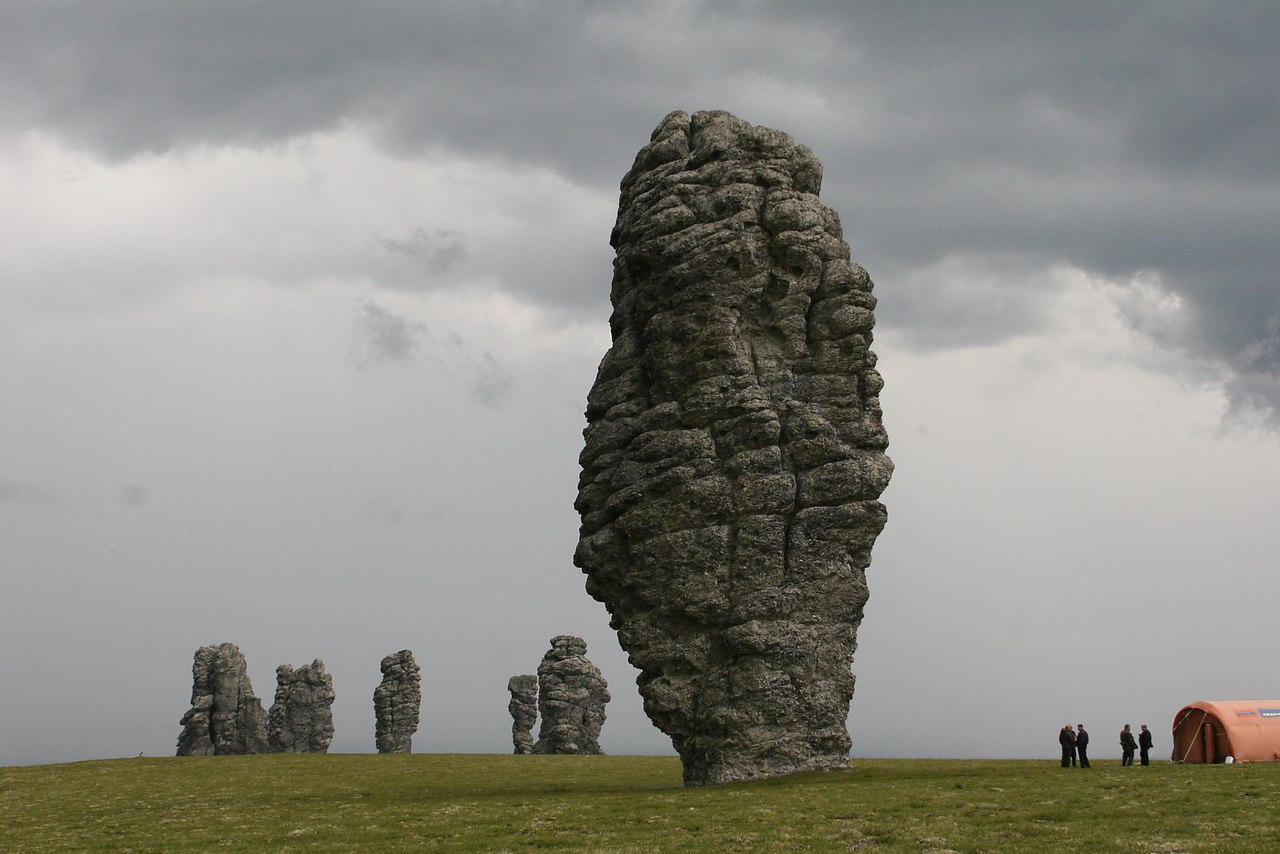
[
  {"xmin": 574, "ymin": 110, "xmax": 892, "ymax": 786},
  {"xmin": 374, "ymin": 649, "xmax": 421, "ymax": 754},
  {"xmin": 176, "ymin": 642, "xmax": 268, "ymax": 756},
  {"xmin": 507, "ymin": 674, "xmax": 538, "ymax": 754},
  {"xmin": 266, "ymin": 660, "xmax": 335, "ymax": 753},
  {"xmin": 532, "ymin": 635, "xmax": 610, "ymax": 755}
]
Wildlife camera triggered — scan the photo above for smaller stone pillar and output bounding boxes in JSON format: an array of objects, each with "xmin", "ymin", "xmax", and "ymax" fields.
[
  {"xmin": 532, "ymin": 635, "xmax": 610, "ymax": 755},
  {"xmin": 176, "ymin": 642, "xmax": 268, "ymax": 756},
  {"xmin": 266, "ymin": 659, "xmax": 335, "ymax": 753},
  {"xmin": 374, "ymin": 649, "xmax": 421, "ymax": 754},
  {"xmin": 507, "ymin": 674, "xmax": 538, "ymax": 754}
]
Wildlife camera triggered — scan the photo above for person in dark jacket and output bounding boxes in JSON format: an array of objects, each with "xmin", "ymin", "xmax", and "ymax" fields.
[
  {"xmin": 1138, "ymin": 724, "xmax": 1153, "ymax": 766},
  {"xmin": 1075, "ymin": 723, "xmax": 1090, "ymax": 768},
  {"xmin": 1120, "ymin": 724, "xmax": 1138, "ymax": 766},
  {"xmin": 1059, "ymin": 724, "xmax": 1076, "ymax": 767}
]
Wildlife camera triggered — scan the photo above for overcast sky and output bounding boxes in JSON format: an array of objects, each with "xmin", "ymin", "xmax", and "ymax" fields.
[{"xmin": 3, "ymin": 1, "xmax": 1279, "ymax": 767}]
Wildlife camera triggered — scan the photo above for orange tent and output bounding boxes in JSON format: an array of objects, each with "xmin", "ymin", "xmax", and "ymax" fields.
[{"xmin": 1171, "ymin": 701, "xmax": 1280, "ymax": 763}]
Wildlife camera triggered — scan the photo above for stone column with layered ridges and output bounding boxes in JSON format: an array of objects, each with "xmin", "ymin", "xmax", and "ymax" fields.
[
  {"xmin": 575, "ymin": 110, "xmax": 892, "ymax": 786},
  {"xmin": 176, "ymin": 642, "xmax": 268, "ymax": 756},
  {"xmin": 531, "ymin": 635, "xmax": 610, "ymax": 755},
  {"xmin": 374, "ymin": 649, "xmax": 421, "ymax": 754},
  {"xmin": 266, "ymin": 659, "xmax": 335, "ymax": 753}
]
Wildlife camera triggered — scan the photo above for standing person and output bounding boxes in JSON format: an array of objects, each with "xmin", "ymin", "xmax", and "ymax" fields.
[
  {"xmin": 1138, "ymin": 724, "xmax": 1153, "ymax": 766},
  {"xmin": 1076, "ymin": 723, "xmax": 1090, "ymax": 768},
  {"xmin": 1059, "ymin": 724, "xmax": 1076, "ymax": 768},
  {"xmin": 1120, "ymin": 724, "xmax": 1137, "ymax": 766}
]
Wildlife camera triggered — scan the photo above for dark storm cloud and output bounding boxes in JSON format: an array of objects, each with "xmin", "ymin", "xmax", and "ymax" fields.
[
  {"xmin": 796, "ymin": 3, "xmax": 1280, "ymax": 381},
  {"xmin": 4, "ymin": 3, "xmax": 1275, "ymax": 187},
  {"xmin": 3, "ymin": 1, "xmax": 1277, "ymax": 415},
  {"xmin": 752, "ymin": 1, "xmax": 1280, "ymax": 420},
  {"xmin": 0, "ymin": 1, "xmax": 651, "ymax": 174},
  {"xmin": 0, "ymin": 2, "xmax": 840, "ymax": 181}
]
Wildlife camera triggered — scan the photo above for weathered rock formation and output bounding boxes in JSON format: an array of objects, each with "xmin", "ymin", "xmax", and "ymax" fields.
[
  {"xmin": 374, "ymin": 649, "xmax": 421, "ymax": 754},
  {"xmin": 507, "ymin": 674, "xmax": 538, "ymax": 754},
  {"xmin": 266, "ymin": 659, "xmax": 335, "ymax": 753},
  {"xmin": 574, "ymin": 110, "xmax": 892, "ymax": 786},
  {"xmin": 176, "ymin": 642, "xmax": 268, "ymax": 756},
  {"xmin": 531, "ymin": 635, "xmax": 610, "ymax": 755}
]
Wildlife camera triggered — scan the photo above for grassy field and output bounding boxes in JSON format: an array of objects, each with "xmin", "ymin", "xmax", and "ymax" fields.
[{"xmin": 2, "ymin": 754, "xmax": 1278, "ymax": 852}]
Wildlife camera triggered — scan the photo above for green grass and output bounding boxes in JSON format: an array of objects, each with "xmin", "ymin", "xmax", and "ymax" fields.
[{"xmin": 2, "ymin": 755, "xmax": 1278, "ymax": 852}]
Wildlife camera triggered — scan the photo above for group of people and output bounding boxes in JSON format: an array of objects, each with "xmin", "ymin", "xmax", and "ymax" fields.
[{"xmin": 1059, "ymin": 723, "xmax": 1154, "ymax": 767}]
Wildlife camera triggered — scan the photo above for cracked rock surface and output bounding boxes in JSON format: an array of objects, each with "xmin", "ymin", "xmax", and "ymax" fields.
[
  {"xmin": 532, "ymin": 636, "xmax": 610, "ymax": 755},
  {"xmin": 507, "ymin": 674, "xmax": 538, "ymax": 754},
  {"xmin": 374, "ymin": 649, "xmax": 421, "ymax": 754},
  {"xmin": 176, "ymin": 642, "xmax": 268, "ymax": 756},
  {"xmin": 574, "ymin": 110, "xmax": 892, "ymax": 786},
  {"xmin": 266, "ymin": 659, "xmax": 335, "ymax": 753}
]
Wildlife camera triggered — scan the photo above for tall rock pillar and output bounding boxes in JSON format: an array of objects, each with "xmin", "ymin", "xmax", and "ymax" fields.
[{"xmin": 575, "ymin": 110, "xmax": 892, "ymax": 785}]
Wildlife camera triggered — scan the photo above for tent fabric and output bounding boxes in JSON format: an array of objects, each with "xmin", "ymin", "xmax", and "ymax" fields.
[{"xmin": 1171, "ymin": 700, "xmax": 1280, "ymax": 763}]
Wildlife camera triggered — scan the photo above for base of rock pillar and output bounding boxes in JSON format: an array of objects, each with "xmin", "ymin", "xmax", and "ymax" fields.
[{"xmin": 678, "ymin": 740, "xmax": 852, "ymax": 787}]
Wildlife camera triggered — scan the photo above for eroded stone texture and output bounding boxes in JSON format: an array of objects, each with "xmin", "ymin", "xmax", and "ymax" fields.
[
  {"xmin": 374, "ymin": 649, "xmax": 421, "ymax": 754},
  {"xmin": 176, "ymin": 642, "xmax": 268, "ymax": 756},
  {"xmin": 266, "ymin": 659, "xmax": 335, "ymax": 753},
  {"xmin": 532, "ymin": 636, "xmax": 610, "ymax": 755},
  {"xmin": 574, "ymin": 110, "xmax": 892, "ymax": 786},
  {"xmin": 507, "ymin": 674, "xmax": 538, "ymax": 754}
]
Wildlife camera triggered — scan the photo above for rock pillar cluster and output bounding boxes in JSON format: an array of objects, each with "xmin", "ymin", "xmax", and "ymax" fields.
[
  {"xmin": 374, "ymin": 649, "xmax": 421, "ymax": 754},
  {"xmin": 266, "ymin": 660, "xmax": 335, "ymax": 753},
  {"xmin": 507, "ymin": 674, "xmax": 538, "ymax": 754},
  {"xmin": 176, "ymin": 642, "xmax": 268, "ymax": 756},
  {"xmin": 531, "ymin": 635, "xmax": 610, "ymax": 755},
  {"xmin": 574, "ymin": 110, "xmax": 892, "ymax": 785}
]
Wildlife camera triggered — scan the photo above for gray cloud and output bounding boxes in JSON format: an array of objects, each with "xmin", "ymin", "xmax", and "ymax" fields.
[
  {"xmin": 348, "ymin": 301, "xmax": 516, "ymax": 407},
  {"xmin": 0, "ymin": 477, "xmax": 60, "ymax": 508},
  {"xmin": 3, "ymin": 1, "xmax": 1280, "ymax": 768},
  {"xmin": 441, "ymin": 334, "xmax": 515, "ymax": 410},
  {"xmin": 5, "ymin": 3, "xmax": 1276, "ymax": 411},
  {"xmin": 880, "ymin": 256, "xmax": 1062, "ymax": 352},
  {"xmin": 120, "ymin": 484, "xmax": 149, "ymax": 507},
  {"xmin": 468, "ymin": 352, "xmax": 515, "ymax": 409},
  {"xmin": 373, "ymin": 226, "xmax": 466, "ymax": 277},
  {"xmin": 350, "ymin": 300, "xmax": 425, "ymax": 369},
  {"xmin": 1229, "ymin": 314, "xmax": 1280, "ymax": 428},
  {"xmin": 361, "ymin": 493, "xmax": 454, "ymax": 529}
]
